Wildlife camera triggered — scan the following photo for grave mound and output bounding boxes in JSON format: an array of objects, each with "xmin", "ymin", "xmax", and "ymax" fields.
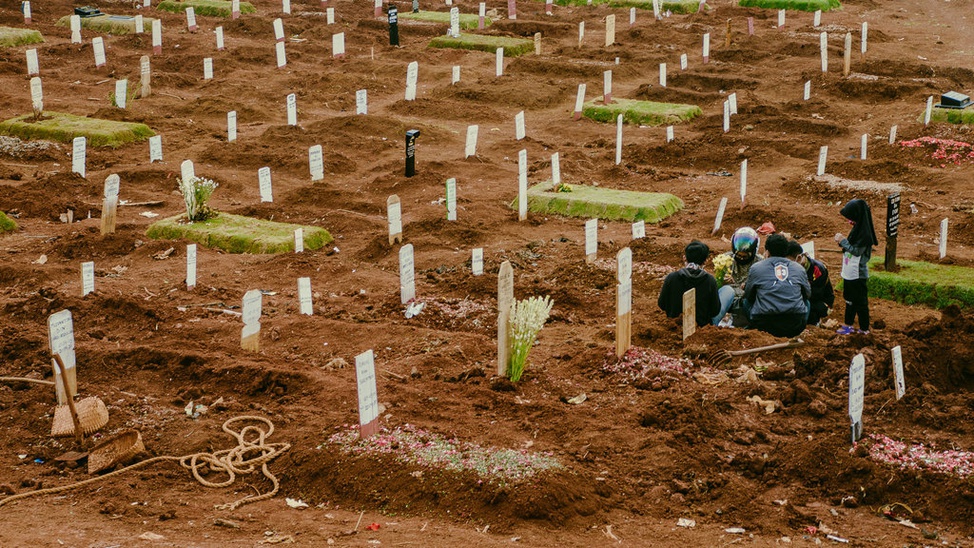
[
  {"xmin": 582, "ymin": 98, "xmax": 701, "ymax": 126},
  {"xmin": 865, "ymin": 258, "xmax": 974, "ymax": 310},
  {"xmin": 429, "ymin": 34, "xmax": 535, "ymax": 56},
  {"xmin": 929, "ymin": 107, "xmax": 974, "ymax": 125},
  {"xmin": 0, "ymin": 112, "xmax": 155, "ymax": 148},
  {"xmin": 399, "ymin": 11, "xmax": 491, "ymax": 30},
  {"xmin": 56, "ymin": 14, "xmax": 156, "ymax": 35},
  {"xmin": 606, "ymin": 0, "xmax": 703, "ymax": 13},
  {"xmin": 518, "ymin": 183, "xmax": 683, "ymax": 222},
  {"xmin": 738, "ymin": 0, "xmax": 841, "ymax": 11},
  {"xmin": 0, "ymin": 26, "xmax": 43, "ymax": 48},
  {"xmin": 156, "ymin": 0, "xmax": 257, "ymax": 17},
  {"xmin": 146, "ymin": 212, "xmax": 332, "ymax": 254}
]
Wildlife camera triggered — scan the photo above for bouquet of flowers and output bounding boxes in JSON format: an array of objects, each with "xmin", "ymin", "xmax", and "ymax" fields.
[{"xmin": 712, "ymin": 254, "xmax": 733, "ymax": 288}]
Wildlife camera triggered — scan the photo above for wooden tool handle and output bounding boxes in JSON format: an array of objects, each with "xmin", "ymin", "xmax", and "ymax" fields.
[{"xmin": 53, "ymin": 354, "xmax": 84, "ymax": 448}]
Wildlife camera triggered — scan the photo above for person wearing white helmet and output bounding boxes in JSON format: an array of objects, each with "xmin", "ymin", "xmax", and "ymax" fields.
[{"xmin": 712, "ymin": 227, "xmax": 764, "ymax": 326}]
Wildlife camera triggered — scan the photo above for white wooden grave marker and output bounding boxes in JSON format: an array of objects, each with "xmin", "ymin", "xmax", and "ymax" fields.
[
  {"xmin": 186, "ymin": 7, "xmax": 198, "ymax": 32},
  {"xmin": 578, "ymin": 22, "xmax": 584, "ymax": 48},
  {"xmin": 777, "ymin": 9, "xmax": 785, "ymax": 28},
  {"xmin": 652, "ymin": 0, "xmax": 661, "ymax": 19},
  {"xmin": 573, "ymin": 83, "xmax": 586, "ymax": 120},
  {"xmin": 843, "ymin": 32, "xmax": 852, "ymax": 76},
  {"xmin": 817, "ymin": 145, "xmax": 827, "ymax": 176},
  {"xmin": 298, "ymin": 277, "xmax": 313, "ymax": 315},
  {"xmin": 632, "ymin": 220, "xmax": 645, "ymax": 240},
  {"xmin": 333, "ymin": 32, "xmax": 346, "ymax": 58},
  {"xmin": 450, "ymin": 7, "xmax": 460, "ymax": 38},
  {"xmin": 659, "ymin": 63, "xmax": 666, "ymax": 87},
  {"xmin": 616, "ymin": 247, "xmax": 632, "ymax": 357},
  {"xmin": 629, "ymin": 7, "xmax": 635, "ymax": 26},
  {"xmin": 72, "ymin": 137, "xmax": 86, "ymax": 178},
  {"xmin": 405, "ymin": 61, "xmax": 418, "ymax": 100},
  {"xmin": 70, "ymin": 15, "xmax": 82, "ymax": 44},
  {"xmin": 803, "ymin": 80, "xmax": 811, "ymax": 101},
  {"xmin": 713, "ymin": 197, "xmax": 728, "ymax": 234},
  {"xmin": 729, "ymin": 92, "xmax": 738, "ymax": 115},
  {"xmin": 232, "ymin": 0, "xmax": 241, "ymax": 19},
  {"xmin": 551, "ymin": 152, "xmax": 561, "ymax": 187},
  {"xmin": 399, "ymin": 243, "xmax": 416, "ymax": 304},
  {"xmin": 813, "ymin": 10, "xmax": 821, "ymax": 27},
  {"xmin": 23, "ymin": 1, "xmax": 31, "ymax": 24},
  {"xmin": 939, "ymin": 218, "xmax": 948, "ymax": 259},
  {"xmin": 924, "ymin": 96, "xmax": 933, "ymax": 126},
  {"xmin": 276, "ymin": 42, "xmax": 287, "ymax": 68},
  {"xmin": 615, "ymin": 114, "xmax": 623, "ymax": 165},
  {"xmin": 445, "ymin": 178, "xmax": 457, "ymax": 221},
  {"xmin": 496, "ymin": 48, "xmax": 504, "ymax": 77},
  {"xmin": 534, "ymin": 33, "xmax": 541, "ymax": 55},
  {"xmin": 889, "ymin": 125, "xmax": 898, "ymax": 144},
  {"xmin": 739, "ymin": 159, "xmax": 747, "ymax": 204},
  {"xmin": 26, "ymin": 49, "xmax": 38, "ymax": 76},
  {"xmin": 114, "ymin": 80, "xmax": 128, "ymax": 109},
  {"xmin": 891, "ymin": 345, "xmax": 905, "ymax": 400},
  {"xmin": 140, "ymin": 55, "xmax": 151, "ymax": 98},
  {"xmin": 472, "ymin": 248, "xmax": 484, "ymax": 275},
  {"xmin": 286, "ymin": 93, "xmax": 297, "ymax": 126},
  {"xmin": 274, "ymin": 18, "xmax": 285, "ymax": 42},
  {"xmin": 860, "ymin": 134, "xmax": 868, "ymax": 160},
  {"xmin": 514, "ymin": 111, "xmax": 526, "ymax": 140},
  {"xmin": 603, "ymin": 70, "xmax": 612, "ymax": 103},
  {"xmin": 81, "ymin": 261, "xmax": 95, "ymax": 296},
  {"xmin": 355, "ymin": 350, "xmax": 379, "ymax": 438},
  {"xmin": 861, "ymin": 22, "xmax": 868, "ymax": 55},
  {"xmin": 181, "ymin": 159, "xmax": 195, "ymax": 183},
  {"xmin": 241, "ymin": 289, "xmax": 262, "ymax": 351},
  {"xmin": 605, "ymin": 14, "xmax": 615, "ymax": 47},
  {"xmin": 48, "ymin": 310, "xmax": 77, "ymax": 404},
  {"xmin": 497, "ymin": 261, "xmax": 514, "ymax": 376},
  {"xmin": 149, "ymin": 135, "xmax": 162, "ymax": 162},
  {"xmin": 723, "ymin": 101, "xmax": 730, "ymax": 133},
  {"xmin": 680, "ymin": 53, "xmax": 688, "ymax": 71},
  {"xmin": 101, "ymin": 174, "xmax": 120, "ymax": 235},
  {"xmin": 584, "ymin": 218, "xmax": 598, "ymax": 264},
  {"xmin": 309, "ymin": 145, "xmax": 324, "ymax": 181},
  {"xmin": 92, "ymin": 37, "xmax": 107, "ymax": 67},
  {"xmin": 702, "ymin": 33, "xmax": 710, "ymax": 63},
  {"xmin": 387, "ymin": 195, "xmax": 403, "ymax": 244},
  {"xmin": 479, "ymin": 3, "xmax": 486, "ymax": 30},
  {"xmin": 374, "ymin": 0, "xmax": 382, "ymax": 18},
  {"xmin": 465, "ymin": 125, "xmax": 478, "ymax": 158},
  {"xmin": 186, "ymin": 243, "xmax": 197, "ymax": 289},
  {"xmin": 356, "ymin": 89, "xmax": 367, "ymax": 114},
  {"xmin": 216, "ymin": 26, "xmax": 225, "ymax": 50},
  {"xmin": 517, "ymin": 149, "xmax": 528, "ymax": 221},
  {"xmin": 801, "ymin": 240, "xmax": 815, "ymax": 260},
  {"xmin": 283, "ymin": 0, "xmax": 291, "ymax": 15},
  {"xmin": 258, "ymin": 167, "xmax": 273, "ymax": 202},
  {"xmin": 30, "ymin": 76, "xmax": 42, "ymax": 113},
  {"xmin": 508, "ymin": 0, "xmax": 517, "ymax": 19},
  {"xmin": 135, "ymin": 14, "xmax": 143, "ymax": 33},
  {"xmin": 820, "ymin": 32, "xmax": 828, "ymax": 72},
  {"xmin": 682, "ymin": 288, "xmax": 696, "ymax": 341},
  {"xmin": 849, "ymin": 353, "xmax": 865, "ymax": 442},
  {"xmin": 452, "ymin": 65, "xmax": 460, "ymax": 84},
  {"xmin": 152, "ymin": 19, "xmax": 162, "ymax": 54},
  {"xmin": 227, "ymin": 111, "xmax": 237, "ymax": 142},
  {"xmin": 327, "ymin": 8, "xmax": 335, "ymax": 24},
  {"xmin": 294, "ymin": 228, "xmax": 304, "ymax": 253}
]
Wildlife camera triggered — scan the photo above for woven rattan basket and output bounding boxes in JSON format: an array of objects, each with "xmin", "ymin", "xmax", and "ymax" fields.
[
  {"xmin": 51, "ymin": 397, "xmax": 109, "ymax": 437},
  {"xmin": 88, "ymin": 430, "xmax": 145, "ymax": 474}
]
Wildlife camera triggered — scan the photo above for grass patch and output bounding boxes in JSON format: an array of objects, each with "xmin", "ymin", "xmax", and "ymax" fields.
[
  {"xmin": 0, "ymin": 26, "xmax": 43, "ymax": 48},
  {"xmin": 146, "ymin": 212, "xmax": 332, "ymax": 254},
  {"xmin": 582, "ymin": 98, "xmax": 701, "ymax": 126},
  {"xmin": 605, "ymin": 0, "xmax": 702, "ymax": 13},
  {"xmin": 429, "ymin": 34, "xmax": 534, "ymax": 57},
  {"xmin": 156, "ymin": 0, "xmax": 257, "ymax": 17},
  {"xmin": 399, "ymin": 10, "xmax": 491, "ymax": 30},
  {"xmin": 855, "ymin": 258, "xmax": 974, "ymax": 309},
  {"xmin": 56, "ymin": 14, "xmax": 156, "ymax": 35},
  {"xmin": 0, "ymin": 112, "xmax": 154, "ymax": 148},
  {"xmin": 929, "ymin": 107, "xmax": 974, "ymax": 125},
  {"xmin": 516, "ymin": 182, "xmax": 683, "ymax": 223},
  {"xmin": 737, "ymin": 0, "xmax": 840, "ymax": 12},
  {"xmin": 0, "ymin": 211, "xmax": 17, "ymax": 233}
]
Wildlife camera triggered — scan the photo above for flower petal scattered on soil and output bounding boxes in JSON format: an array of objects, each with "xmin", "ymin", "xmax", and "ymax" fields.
[
  {"xmin": 899, "ymin": 136, "xmax": 974, "ymax": 166},
  {"xmin": 325, "ymin": 424, "xmax": 563, "ymax": 483},
  {"xmin": 859, "ymin": 434, "xmax": 973, "ymax": 478},
  {"xmin": 602, "ymin": 346, "xmax": 695, "ymax": 383}
]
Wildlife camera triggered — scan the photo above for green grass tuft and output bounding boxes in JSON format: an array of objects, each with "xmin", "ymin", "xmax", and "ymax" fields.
[
  {"xmin": 429, "ymin": 34, "xmax": 534, "ymax": 56},
  {"xmin": 56, "ymin": 14, "xmax": 157, "ymax": 35},
  {"xmin": 854, "ymin": 258, "xmax": 974, "ymax": 309},
  {"xmin": 156, "ymin": 0, "xmax": 257, "ymax": 17},
  {"xmin": 928, "ymin": 107, "xmax": 974, "ymax": 125},
  {"xmin": 146, "ymin": 212, "xmax": 333, "ymax": 254},
  {"xmin": 0, "ymin": 112, "xmax": 154, "ymax": 148},
  {"xmin": 0, "ymin": 211, "xmax": 17, "ymax": 233},
  {"xmin": 605, "ymin": 0, "xmax": 701, "ymax": 13},
  {"xmin": 738, "ymin": 0, "xmax": 840, "ymax": 12},
  {"xmin": 515, "ymin": 182, "xmax": 683, "ymax": 222},
  {"xmin": 582, "ymin": 98, "xmax": 701, "ymax": 126},
  {"xmin": 399, "ymin": 11, "xmax": 491, "ymax": 30},
  {"xmin": 0, "ymin": 26, "xmax": 43, "ymax": 47}
]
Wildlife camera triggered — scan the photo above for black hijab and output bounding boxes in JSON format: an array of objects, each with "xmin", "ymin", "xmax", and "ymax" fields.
[{"xmin": 840, "ymin": 199, "xmax": 878, "ymax": 248}]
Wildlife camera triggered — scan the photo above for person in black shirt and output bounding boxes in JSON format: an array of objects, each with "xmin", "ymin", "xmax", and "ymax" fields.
[
  {"xmin": 658, "ymin": 241, "xmax": 720, "ymax": 327},
  {"xmin": 786, "ymin": 240, "xmax": 835, "ymax": 326}
]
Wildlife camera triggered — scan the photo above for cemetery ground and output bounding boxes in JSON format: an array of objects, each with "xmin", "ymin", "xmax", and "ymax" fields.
[{"xmin": 2, "ymin": 0, "xmax": 974, "ymax": 545}]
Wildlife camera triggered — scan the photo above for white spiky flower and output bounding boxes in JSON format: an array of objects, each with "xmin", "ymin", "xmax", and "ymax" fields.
[{"xmin": 508, "ymin": 295, "xmax": 554, "ymax": 382}]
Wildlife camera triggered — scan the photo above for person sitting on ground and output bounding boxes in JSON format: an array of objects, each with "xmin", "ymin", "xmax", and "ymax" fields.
[
  {"xmin": 743, "ymin": 234, "xmax": 811, "ymax": 338},
  {"xmin": 713, "ymin": 227, "xmax": 764, "ymax": 326},
  {"xmin": 658, "ymin": 240, "xmax": 721, "ymax": 327},
  {"xmin": 786, "ymin": 240, "xmax": 835, "ymax": 327}
]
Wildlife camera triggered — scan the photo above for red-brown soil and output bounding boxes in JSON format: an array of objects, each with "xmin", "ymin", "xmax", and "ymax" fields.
[{"xmin": 2, "ymin": 0, "xmax": 974, "ymax": 545}]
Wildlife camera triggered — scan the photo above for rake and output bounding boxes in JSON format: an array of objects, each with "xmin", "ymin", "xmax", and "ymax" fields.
[{"xmin": 706, "ymin": 338, "xmax": 805, "ymax": 367}]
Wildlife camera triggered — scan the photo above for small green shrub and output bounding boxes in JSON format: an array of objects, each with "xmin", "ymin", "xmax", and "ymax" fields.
[
  {"xmin": 0, "ymin": 211, "xmax": 17, "ymax": 233},
  {"xmin": 179, "ymin": 176, "xmax": 218, "ymax": 222}
]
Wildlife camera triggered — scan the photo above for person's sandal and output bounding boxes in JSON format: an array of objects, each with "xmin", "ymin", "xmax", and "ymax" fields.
[{"xmin": 836, "ymin": 325, "xmax": 856, "ymax": 335}]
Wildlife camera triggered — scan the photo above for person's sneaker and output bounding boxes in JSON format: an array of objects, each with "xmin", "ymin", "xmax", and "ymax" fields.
[{"xmin": 836, "ymin": 325, "xmax": 856, "ymax": 335}]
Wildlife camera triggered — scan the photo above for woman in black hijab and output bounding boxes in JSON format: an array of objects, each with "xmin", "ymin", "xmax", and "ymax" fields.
[{"xmin": 833, "ymin": 199, "xmax": 879, "ymax": 334}]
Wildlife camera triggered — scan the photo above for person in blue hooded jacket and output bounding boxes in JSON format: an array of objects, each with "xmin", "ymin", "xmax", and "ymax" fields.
[{"xmin": 834, "ymin": 198, "xmax": 878, "ymax": 334}]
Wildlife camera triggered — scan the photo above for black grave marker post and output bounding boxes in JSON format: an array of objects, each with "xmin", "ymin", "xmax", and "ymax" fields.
[
  {"xmin": 885, "ymin": 192, "xmax": 900, "ymax": 271},
  {"xmin": 388, "ymin": 5, "xmax": 399, "ymax": 46},
  {"xmin": 405, "ymin": 129, "xmax": 420, "ymax": 177}
]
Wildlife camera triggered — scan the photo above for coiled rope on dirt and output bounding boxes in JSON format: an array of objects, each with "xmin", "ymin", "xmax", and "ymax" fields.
[{"xmin": 0, "ymin": 416, "xmax": 290, "ymax": 511}]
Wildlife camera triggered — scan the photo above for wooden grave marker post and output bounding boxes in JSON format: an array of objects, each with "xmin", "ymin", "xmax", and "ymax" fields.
[
  {"xmin": 387, "ymin": 195, "xmax": 403, "ymax": 244},
  {"xmin": 515, "ymin": 111, "xmax": 525, "ymax": 140},
  {"xmin": 286, "ymin": 93, "xmax": 297, "ymax": 126},
  {"xmin": 309, "ymin": 144, "xmax": 324, "ymax": 181},
  {"xmin": 496, "ymin": 48, "xmax": 504, "ymax": 77},
  {"xmin": 849, "ymin": 353, "xmax": 865, "ymax": 443},
  {"xmin": 666, "ymin": 126, "xmax": 674, "ymax": 143},
  {"xmin": 152, "ymin": 19, "xmax": 162, "ymax": 54},
  {"xmin": 452, "ymin": 66, "xmax": 460, "ymax": 84},
  {"xmin": 355, "ymin": 350, "xmax": 380, "ymax": 438},
  {"xmin": 294, "ymin": 228, "xmax": 304, "ymax": 253},
  {"xmin": 702, "ymin": 33, "xmax": 710, "ymax": 64},
  {"xmin": 884, "ymin": 192, "xmax": 900, "ymax": 271},
  {"xmin": 26, "ymin": 49, "xmax": 38, "ymax": 76},
  {"xmin": 820, "ymin": 32, "xmax": 828, "ymax": 72},
  {"xmin": 30, "ymin": 76, "xmax": 42, "ymax": 115},
  {"xmin": 632, "ymin": 220, "xmax": 645, "ymax": 240},
  {"xmin": 276, "ymin": 42, "xmax": 287, "ymax": 68},
  {"xmin": 616, "ymin": 248, "xmax": 632, "ymax": 357},
  {"xmin": 100, "ymin": 174, "xmax": 120, "ymax": 235},
  {"xmin": 405, "ymin": 61, "xmax": 418, "ymax": 100},
  {"xmin": 573, "ymin": 83, "xmax": 586, "ymax": 120},
  {"xmin": 803, "ymin": 80, "xmax": 811, "ymax": 101},
  {"xmin": 817, "ymin": 146, "xmax": 828, "ymax": 176},
  {"xmin": 578, "ymin": 22, "xmax": 584, "ymax": 49},
  {"xmin": 659, "ymin": 63, "xmax": 666, "ymax": 87},
  {"xmin": 445, "ymin": 178, "xmax": 457, "ymax": 221},
  {"xmin": 551, "ymin": 152, "xmax": 561, "ymax": 188},
  {"xmin": 149, "ymin": 135, "xmax": 162, "ymax": 162},
  {"xmin": 71, "ymin": 14, "xmax": 82, "ymax": 44},
  {"xmin": 258, "ymin": 166, "xmax": 273, "ymax": 202},
  {"xmin": 860, "ymin": 22, "xmax": 868, "ymax": 57},
  {"xmin": 81, "ymin": 261, "xmax": 95, "ymax": 296},
  {"xmin": 891, "ymin": 345, "xmax": 905, "ymax": 400},
  {"xmin": 939, "ymin": 218, "xmax": 948, "ymax": 259},
  {"xmin": 186, "ymin": 7, "xmax": 198, "ymax": 32},
  {"xmin": 465, "ymin": 125, "xmax": 478, "ymax": 158},
  {"xmin": 136, "ymin": 14, "xmax": 144, "ymax": 34},
  {"xmin": 497, "ymin": 261, "xmax": 514, "ymax": 376},
  {"xmin": 472, "ymin": 248, "xmax": 484, "ymax": 276},
  {"xmin": 889, "ymin": 125, "xmax": 898, "ymax": 144},
  {"xmin": 241, "ymin": 289, "xmax": 262, "ymax": 351},
  {"xmin": 605, "ymin": 14, "xmax": 615, "ymax": 47},
  {"xmin": 713, "ymin": 197, "xmax": 728, "ymax": 234},
  {"xmin": 72, "ymin": 137, "xmax": 86, "ymax": 178},
  {"xmin": 924, "ymin": 96, "xmax": 933, "ymax": 126},
  {"xmin": 615, "ymin": 114, "xmax": 623, "ymax": 165},
  {"xmin": 603, "ymin": 70, "xmax": 612, "ymax": 104},
  {"xmin": 739, "ymin": 159, "xmax": 747, "ymax": 205},
  {"xmin": 682, "ymin": 288, "xmax": 696, "ymax": 341},
  {"xmin": 203, "ymin": 58, "xmax": 213, "ymax": 80},
  {"xmin": 333, "ymin": 32, "xmax": 346, "ymax": 59},
  {"xmin": 186, "ymin": 243, "xmax": 197, "ymax": 290},
  {"xmin": 356, "ymin": 89, "xmax": 367, "ymax": 115},
  {"xmin": 216, "ymin": 26, "xmax": 225, "ymax": 50},
  {"xmin": 399, "ymin": 244, "xmax": 415, "ymax": 304},
  {"xmin": 92, "ymin": 37, "xmax": 107, "ymax": 68},
  {"xmin": 298, "ymin": 277, "xmax": 313, "ymax": 315},
  {"xmin": 843, "ymin": 32, "xmax": 852, "ymax": 77},
  {"xmin": 227, "ymin": 111, "xmax": 237, "ymax": 142},
  {"xmin": 232, "ymin": 0, "xmax": 241, "ymax": 19},
  {"xmin": 23, "ymin": 1, "xmax": 31, "ymax": 24},
  {"xmin": 48, "ymin": 310, "xmax": 78, "ymax": 404},
  {"xmin": 584, "ymin": 218, "xmax": 598, "ymax": 264},
  {"xmin": 140, "ymin": 55, "xmax": 151, "ymax": 98},
  {"xmin": 517, "ymin": 149, "xmax": 528, "ymax": 221}
]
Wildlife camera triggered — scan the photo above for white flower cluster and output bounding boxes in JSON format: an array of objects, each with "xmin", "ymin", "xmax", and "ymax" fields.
[
  {"xmin": 178, "ymin": 176, "xmax": 218, "ymax": 222},
  {"xmin": 508, "ymin": 295, "xmax": 554, "ymax": 382}
]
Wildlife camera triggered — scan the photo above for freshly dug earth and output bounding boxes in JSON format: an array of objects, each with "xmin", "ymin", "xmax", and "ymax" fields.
[{"xmin": 2, "ymin": 0, "xmax": 974, "ymax": 546}]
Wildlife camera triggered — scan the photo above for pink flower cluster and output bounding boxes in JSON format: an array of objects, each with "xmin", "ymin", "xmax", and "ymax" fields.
[
  {"xmin": 859, "ymin": 434, "xmax": 973, "ymax": 479},
  {"xmin": 325, "ymin": 424, "xmax": 563, "ymax": 483},
  {"xmin": 899, "ymin": 136, "xmax": 974, "ymax": 167},
  {"xmin": 602, "ymin": 346, "xmax": 694, "ymax": 383}
]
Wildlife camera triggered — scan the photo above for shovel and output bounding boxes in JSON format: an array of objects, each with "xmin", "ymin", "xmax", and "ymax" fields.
[{"xmin": 707, "ymin": 339, "xmax": 805, "ymax": 367}]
